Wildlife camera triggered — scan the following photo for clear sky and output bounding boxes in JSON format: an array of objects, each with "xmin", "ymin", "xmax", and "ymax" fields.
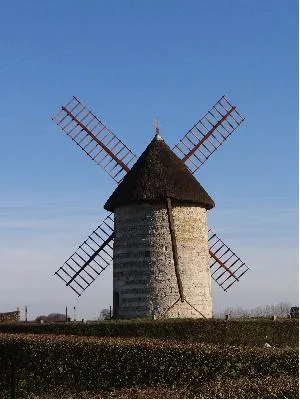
[{"xmin": 0, "ymin": 0, "xmax": 298, "ymax": 320}]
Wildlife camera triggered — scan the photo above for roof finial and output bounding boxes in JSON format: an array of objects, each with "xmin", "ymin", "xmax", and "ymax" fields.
[{"xmin": 153, "ymin": 119, "xmax": 163, "ymax": 140}]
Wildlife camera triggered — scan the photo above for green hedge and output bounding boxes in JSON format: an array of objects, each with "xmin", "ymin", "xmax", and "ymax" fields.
[
  {"xmin": 1, "ymin": 376, "xmax": 297, "ymax": 398},
  {"xmin": 0, "ymin": 319, "xmax": 297, "ymax": 347},
  {"xmin": 93, "ymin": 375, "xmax": 298, "ymax": 399},
  {"xmin": 0, "ymin": 333, "xmax": 298, "ymax": 398}
]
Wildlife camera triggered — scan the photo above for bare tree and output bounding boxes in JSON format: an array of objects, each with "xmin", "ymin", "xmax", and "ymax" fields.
[
  {"xmin": 214, "ymin": 302, "xmax": 293, "ymax": 319},
  {"xmin": 98, "ymin": 308, "xmax": 111, "ymax": 320}
]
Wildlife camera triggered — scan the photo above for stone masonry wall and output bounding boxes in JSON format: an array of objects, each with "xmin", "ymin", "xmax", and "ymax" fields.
[{"xmin": 113, "ymin": 202, "xmax": 212, "ymax": 319}]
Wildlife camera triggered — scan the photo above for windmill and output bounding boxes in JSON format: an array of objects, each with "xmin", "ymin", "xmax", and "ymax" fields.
[{"xmin": 51, "ymin": 95, "xmax": 250, "ymax": 319}]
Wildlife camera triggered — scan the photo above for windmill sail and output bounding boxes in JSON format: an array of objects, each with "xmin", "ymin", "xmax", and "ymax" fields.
[
  {"xmin": 173, "ymin": 96, "xmax": 245, "ymax": 174},
  {"xmin": 55, "ymin": 214, "xmax": 114, "ymax": 296},
  {"xmin": 52, "ymin": 96, "xmax": 136, "ymax": 183},
  {"xmin": 208, "ymin": 228, "xmax": 249, "ymax": 291}
]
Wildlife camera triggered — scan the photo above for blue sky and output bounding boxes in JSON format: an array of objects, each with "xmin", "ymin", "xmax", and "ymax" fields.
[{"xmin": 0, "ymin": 0, "xmax": 298, "ymax": 320}]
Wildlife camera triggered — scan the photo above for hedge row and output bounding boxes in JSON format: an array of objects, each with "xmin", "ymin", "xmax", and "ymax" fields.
[
  {"xmin": 42, "ymin": 375, "xmax": 298, "ymax": 399},
  {"xmin": 0, "ymin": 318, "xmax": 298, "ymax": 347},
  {"xmin": 193, "ymin": 374, "xmax": 299, "ymax": 399},
  {"xmin": 1, "ymin": 375, "xmax": 297, "ymax": 398},
  {"xmin": 0, "ymin": 333, "xmax": 298, "ymax": 398}
]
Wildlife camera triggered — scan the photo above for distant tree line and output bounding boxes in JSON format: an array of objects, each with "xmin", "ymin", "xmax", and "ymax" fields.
[
  {"xmin": 35, "ymin": 313, "xmax": 68, "ymax": 323},
  {"xmin": 34, "ymin": 302, "xmax": 297, "ymax": 322},
  {"xmin": 213, "ymin": 302, "xmax": 296, "ymax": 318}
]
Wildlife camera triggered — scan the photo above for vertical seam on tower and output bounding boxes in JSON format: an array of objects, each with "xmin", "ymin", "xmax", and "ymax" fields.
[{"xmin": 166, "ymin": 197, "xmax": 185, "ymax": 303}]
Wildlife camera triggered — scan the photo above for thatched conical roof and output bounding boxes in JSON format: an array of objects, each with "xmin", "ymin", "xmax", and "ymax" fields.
[{"xmin": 104, "ymin": 134, "xmax": 215, "ymax": 211}]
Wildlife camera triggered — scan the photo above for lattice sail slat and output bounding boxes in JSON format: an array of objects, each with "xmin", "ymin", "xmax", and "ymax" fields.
[
  {"xmin": 173, "ymin": 96, "xmax": 245, "ymax": 174},
  {"xmin": 209, "ymin": 228, "xmax": 249, "ymax": 291},
  {"xmin": 55, "ymin": 214, "xmax": 114, "ymax": 296},
  {"xmin": 52, "ymin": 96, "xmax": 137, "ymax": 183}
]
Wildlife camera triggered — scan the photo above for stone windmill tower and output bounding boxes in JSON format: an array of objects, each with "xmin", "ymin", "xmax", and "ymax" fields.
[
  {"xmin": 105, "ymin": 133, "xmax": 215, "ymax": 319},
  {"xmin": 51, "ymin": 95, "xmax": 250, "ymax": 319}
]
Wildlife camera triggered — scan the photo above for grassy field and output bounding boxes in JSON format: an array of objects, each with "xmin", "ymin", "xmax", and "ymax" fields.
[{"xmin": 0, "ymin": 318, "xmax": 298, "ymax": 398}]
